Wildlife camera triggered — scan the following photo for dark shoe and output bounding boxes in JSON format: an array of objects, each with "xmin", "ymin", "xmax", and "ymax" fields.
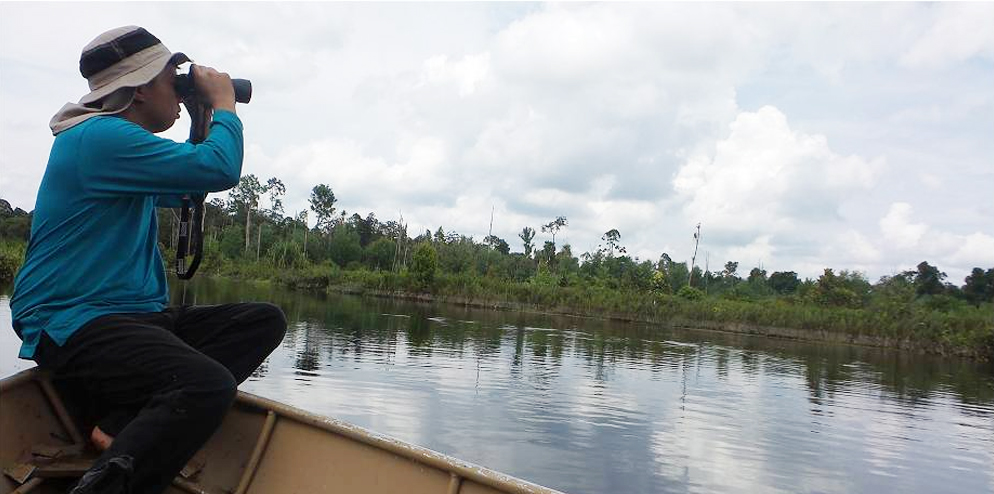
[{"xmin": 68, "ymin": 456, "xmax": 134, "ymax": 494}]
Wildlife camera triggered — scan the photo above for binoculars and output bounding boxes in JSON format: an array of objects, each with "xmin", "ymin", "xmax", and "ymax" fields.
[
  {"xmin": 173, "ymin": 70, "xmax": 251, "ymax": 279},
  {"xmin": 174, "ymin": 73, "xmax": 252, "ymax": 104}
]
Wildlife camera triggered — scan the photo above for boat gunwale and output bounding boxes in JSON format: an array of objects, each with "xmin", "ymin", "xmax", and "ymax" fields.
[
  {"xmin": 0, "ymin": 368, "xmax": 36, "ymax": 393},
  {"xmin": 235, "ymin": 389, "xmax": 564, "ymax": 494}
]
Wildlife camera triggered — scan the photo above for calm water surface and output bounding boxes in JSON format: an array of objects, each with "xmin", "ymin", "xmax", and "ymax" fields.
[{"xmin": 2, "ymin": 278, "xmax": 992, "ymax": 494}]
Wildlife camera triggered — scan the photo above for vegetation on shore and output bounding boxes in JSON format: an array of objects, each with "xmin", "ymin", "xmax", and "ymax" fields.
[
  {"xmin": 2, "ymin": 184, "xmax": 992, "ymax": 359},
  {"xmin": 213, "ymin": 259, "xmax": 994, "ymax": 358}
]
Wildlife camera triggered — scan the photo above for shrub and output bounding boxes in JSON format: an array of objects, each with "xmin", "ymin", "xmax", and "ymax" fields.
[
  {"xmin": 411, "ymin": 242, "xmax": 438, "ymax": 290},
  {"xmin": 0, "ymin": 241, "xmax": 26, "ymax": 283},
  {"xmin": 364, "ymin": 237, "xmax": 396, "ymax": 271},
  {"xmin": 677, "ymin": 285, "xmax": 704, "ymax": 300},
  {"xmin": 275, "ymin": 262, "xmax": 340, "ymax": 290}
]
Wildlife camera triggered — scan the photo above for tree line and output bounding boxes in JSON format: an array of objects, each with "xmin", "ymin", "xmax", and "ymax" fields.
[{"xmin": 2, "ymin": 182, "xmax": 993, "ymax": 313}]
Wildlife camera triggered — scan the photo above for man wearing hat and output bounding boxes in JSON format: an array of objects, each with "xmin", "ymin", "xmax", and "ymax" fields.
[{"xmin": 9, "ymin": 26, "xmax": 287, "ymax": 493}]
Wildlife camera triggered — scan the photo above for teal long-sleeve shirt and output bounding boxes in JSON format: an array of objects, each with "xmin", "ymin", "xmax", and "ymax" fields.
[{"xmin": 10, "ymin": 110, "xmax": 243, "ymax": 359}]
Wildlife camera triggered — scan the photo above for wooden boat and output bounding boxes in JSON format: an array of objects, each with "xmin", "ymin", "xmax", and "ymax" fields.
[{"xmin": 1, "ymin": 368, "xmax": 564, "ymax": 494}]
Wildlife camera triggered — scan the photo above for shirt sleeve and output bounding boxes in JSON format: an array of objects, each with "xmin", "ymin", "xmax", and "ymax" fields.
[{"xmin": 77, "ymin": 111, "xmax": 244, "ymax": 198}]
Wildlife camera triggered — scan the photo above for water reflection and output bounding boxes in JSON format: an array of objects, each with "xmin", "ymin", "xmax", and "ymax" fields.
[
  {"xmin": 2, "ymin": 279, "xmax": 992, "ymax": 494},
  {"xmin": 172, "ymin": 278, "xmax": 994, "ymax": 493}
]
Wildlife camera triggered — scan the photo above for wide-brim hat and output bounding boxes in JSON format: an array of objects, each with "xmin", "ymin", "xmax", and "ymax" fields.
[{"xmin": 78, "ymin": 25, "xmax": 190, "ymax": 105}]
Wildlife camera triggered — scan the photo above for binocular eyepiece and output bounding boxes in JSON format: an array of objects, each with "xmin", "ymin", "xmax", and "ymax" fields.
[{"xmin": 175, "ymin": 73, "xmax": 252, "ymax": 104}]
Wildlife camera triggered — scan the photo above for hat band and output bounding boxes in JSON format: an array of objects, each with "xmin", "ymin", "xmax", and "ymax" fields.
[
  {"xmin": 80, "ymin": 27, "xmax": 161, "ymax": 78},
  {"xmin": 85, "ymin": 44, "xmax": 172, "ymax": 92}
]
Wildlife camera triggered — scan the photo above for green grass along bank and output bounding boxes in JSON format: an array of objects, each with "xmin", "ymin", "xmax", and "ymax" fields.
[
  {"xmin": 3, "ymin": 241, "xmax": 991, "ymax": 359},
  {"xmin": 231, "ymin": 261, "xmax": 994, "ymax": 360}
]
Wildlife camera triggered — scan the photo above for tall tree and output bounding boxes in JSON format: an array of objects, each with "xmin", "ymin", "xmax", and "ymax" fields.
[
  {"xmin": 961, "ymin": 267, "xmax": 994, "ymax": 307},
  {"xmin": 364, "ymin": 237, "xmax": 396, "ymax": 271},
  {"xmin": 383, "ymin": 219, "xmax": 408, "ymax": 272},
  {"xmin": 265, "ymin": 177, "xmax": 286, "ymax": 219},
  {"xmin": 354, "ymin": 212, "xmax": 377, "ymax": 247},
  {"xmin": 748, "ymin": 267, "xmax": 767, "ymax": 283},
  {"xmin": 538, "ymin": 241, "xmax": 557, "ymax": 268},
  {"xmin": 228, "ymin": 174, "xmax": 264, "ymax": 253},
  {"xmin": 688, "ymin": 223, "xmax": 701, "ymax": 286},
  {"xmin": 811, "ymin": 268, "xmax": 866, "ymax": 308},
  {"xmin": 519, "ymin": 227, "xmax": 536, "ymax": 258},
  {"xmin": 206, "ymin": 197, "xmax": 227, "ymax": 235},
  {"xmin": 296, "ymin": 210, "xmax": 309, "ymax": 258},
  {"xmin": 768, "ymin": 271, "xmax": 800, "ymax": 294},
  {"xmin": 541, "ymin": 216, "xmax": 568, "ymax": 246},
  {"xmin": 668, "ymin": 261, "xmax": 690, "ymax": 291},
  {"xmin": 657, "ymin": 253, "xmax": 673, "ymax": 272},
  {"xmin": 910, "ymin": 261, "xmax": 946, "ymax": 296},
  {"xmin": 556, "ymin": 244, "xmax": 579, "ymax": 274},
  {"xmin": 723, "ymin": 261, "xmax": 739, "ymax": 279},
  {"xmin": 328, "ymin": 224, "xmax": 362, "ymax": 267},
  {"xmin": 485, "ymin": 235, "xmax": 510, "ymax": 255},
  {"xmin": 309, "ymin": 184, "xmax": 337, "ymax": 233},
  {"xmin": 601, "ymin": 229, "xmax": 624, "ymax": 257}
]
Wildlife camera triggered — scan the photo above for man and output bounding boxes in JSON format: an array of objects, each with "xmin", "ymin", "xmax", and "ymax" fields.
[{"xmin": 9, "ymin": 26, "xmax": 287, "ymax": 493}]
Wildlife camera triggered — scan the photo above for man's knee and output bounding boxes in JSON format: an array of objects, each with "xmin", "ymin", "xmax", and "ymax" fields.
[
  {"xmin": 211, "ymin": 367, "xmax": 238, "ymax": 406},
  {"xmin": 180, "ymin": 358, "xmax": 237, "ymax": 409},
  {"xmin": 171, "ymin": 369, "xmax": 235, "ymax": 427},
  {"xmin": 248, "ymin": 302, "xmax": 287, "ymax": 350}
]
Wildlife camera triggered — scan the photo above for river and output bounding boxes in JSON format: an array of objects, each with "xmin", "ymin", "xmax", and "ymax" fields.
[{"xmin": 2, "ymin": 277, "xmax": 992, "ymax": 494}]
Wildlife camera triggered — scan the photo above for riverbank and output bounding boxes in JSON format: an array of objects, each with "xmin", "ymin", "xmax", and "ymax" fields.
[
  {"xmin": 2, "ymin": 243, "xmax": 991, "ymax": 359},
  {"xmin": 254, "ymin": 265, "xmax": 993, "ymax": 360},
  {"xmin": 342, "ymin": 287, "xmax": 992, "ymax": 360}
]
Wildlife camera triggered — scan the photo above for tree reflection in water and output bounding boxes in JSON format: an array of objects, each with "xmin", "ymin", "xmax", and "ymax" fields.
[
  {"xmin": 0, "ymin": 277, "xmax": 947, "ymax": 493},
  {"xmin": 171, "ymin": 276, "xmax": 994, "ymax": 412}
]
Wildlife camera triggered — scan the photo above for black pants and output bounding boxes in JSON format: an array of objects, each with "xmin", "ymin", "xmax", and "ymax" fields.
[{"xmin": 34, "ymin": 303, "xmax": 287, "ymax": 494}]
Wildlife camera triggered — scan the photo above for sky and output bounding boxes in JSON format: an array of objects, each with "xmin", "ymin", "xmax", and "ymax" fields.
[{"xmin": 1, "ymin": 2, "xmax": 992, "ymax": 284}]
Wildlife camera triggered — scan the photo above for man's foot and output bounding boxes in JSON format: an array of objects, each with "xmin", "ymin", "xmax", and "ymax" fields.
[
  {"xmin": 68, "ymin": 455, "xmax": 133, "ymax": 494},
  {"xmin": 90, "ymin": 425, "xmax": 114, "ymax": 451}
]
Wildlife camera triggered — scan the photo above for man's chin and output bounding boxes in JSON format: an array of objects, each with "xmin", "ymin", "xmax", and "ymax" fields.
[{"xmin": 155, "ymin": 119, "xmax": 178, "ymax": 134}]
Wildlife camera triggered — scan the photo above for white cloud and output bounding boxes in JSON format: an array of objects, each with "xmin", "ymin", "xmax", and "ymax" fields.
[
  {"xmin": 834, "ymin": 230, "xmax": 883, "ymax": 265},
  {"xmin": 1, "ymin": 2, "xmax": 992, "ymax": 283},
  {"xmin": 872, "ymin": 204, "xmax": 994, "ymax": 281},
  {"xmin": 949, "ymin": 233, "xmax": 994, "ymax": 267},
  {"xmin": 879, "ymin": 203, "xmax": 928, "ymax": 250},
  {"xmin": 466, "ymin": 104, "xmax": 551, "ymax": 177},
  {"xmin": 493, "ymin": 4, "xmax": 640, "ymax": 85},
  {"xmin": 418, "ymin": 54, "xmax": 491, "ymax": 97},
  {"xmin": 746, "ymin": 3, "xmax": 927, "ymax": 82},
  {"xmin": 727, "ymin": 235, "xmax": 776, "ymax": 269},
  {"xmin": 929, "ymin": 231, "xmax": 994, "ymax": 271},
  {"xmin": 901, "ymin": 3, "xmax": 994, "ymax": 69},
  {"xmin": 673, "ymin": 106, "xmax": 883, "ymax": 235},
  {"xmin": 248, "ymin": 135, "xmax": 457, "ymax": 221}
]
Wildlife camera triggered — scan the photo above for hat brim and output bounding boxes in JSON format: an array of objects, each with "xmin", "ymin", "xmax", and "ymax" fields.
[{"xmin": 78, "ymin": 51, "xmax": 189, "ymax": 105}]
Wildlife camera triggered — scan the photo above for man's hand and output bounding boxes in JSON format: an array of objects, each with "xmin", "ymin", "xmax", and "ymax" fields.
[{"xmin": 192, "ymin": 64, "xmax": 236, "ymax": 113}]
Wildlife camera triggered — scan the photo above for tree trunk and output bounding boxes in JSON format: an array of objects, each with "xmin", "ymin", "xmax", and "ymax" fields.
[
  {"xmin": 393, "ymin": 232, "xmax": 401, "ymax": 272},
  {"xmin": 688, "ymin": 223, "xmax": 701, "ymax": 287},
  {"xmin": 257, "ymin": 223, "xmax": 262, "ymax": 261},
  {"xmin": 244, "ymin": 206, "xmax": 252, "ymax": 254}
]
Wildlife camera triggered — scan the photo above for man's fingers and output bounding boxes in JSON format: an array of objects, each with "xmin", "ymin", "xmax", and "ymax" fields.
[{"xmin": 189, "ymin": 64, "xmax": 236, "ymax": 111}]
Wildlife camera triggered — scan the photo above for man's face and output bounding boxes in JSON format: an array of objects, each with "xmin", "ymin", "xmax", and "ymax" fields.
[{"xmin": 138, "ymin": 64, "xmax": 181, "ymax": 133}]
